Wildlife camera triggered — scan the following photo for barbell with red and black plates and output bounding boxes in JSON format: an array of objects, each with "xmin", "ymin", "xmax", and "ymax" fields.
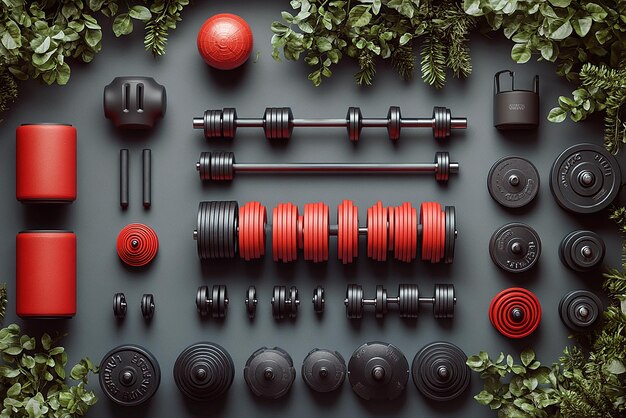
[
  {"xmin": 193, "ymin": 200, "xmax": 457, "ymax": 264},
  {"xmin": 489, "ymin": 288, "xmax": 541, "ymax": 339},
  {"xmin": 196, "ymin": 151, "xmax": 459, "ymax": 183},
  {"xmin": 193, "ymin": 106, "xmax": 467, "ymax": 142}
]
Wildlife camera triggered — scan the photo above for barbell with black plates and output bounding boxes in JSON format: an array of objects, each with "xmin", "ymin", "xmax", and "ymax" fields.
[
  {"xmin": 196, "ymin": 285, "xmax": 228, "ymax": 319},
  {"xmin": 244, "ymin": 347, "xmax": 296, "ymax": 399},
  {"xmin": 141, "ymin": 293, "xmax": 154, "ymax": 320},
  {"xmin": 559, "ymin": 230, "xmax": 605, "ymax": 272},
  {"xmin": 196, "ymin": 151, "xmax": 459, "ymax": 183},
  {"xmin": 193, "ymin": 106, "xmax": 467, "ymax": 142},
  {"xmin": 411, "ymin": 341, "xmax": 470, "ymax": 401},
  {"xmin": 173, "ymin": 342, "xmax": 235, "ymax": 401},
  {"xmin": 489, "ymin": 222, "xmax": 541, "ymax": 273},
  {"xmin": 99, "ymin": 344, "xmax": 161, "ymax": 407},
  {"xmin": 245, "ymin": 285, "xmax": 257, "ymax": 319},
  {"xmin": 312, "ymin": 286, "xmax": 325, "ymax": 314},
  {"xmin": 344, "ymin": 284, "xmax": 456, "ymax": 320},
  {"xmin": 347, "ymin": 341, "xmax": 409, "ymax": 401},
  {"xmin": 550, "ymin": 143, "xmax": 624, "ymax": 214},
  {"xmin": 271, "ymin": 285, "xmax": 299, "ymax": 320},
  {"xmin": 194, "ymin": 200, "xmax": 457, "ymax": 265},
  {"xmin": 113, "ymin": 292, "xmax": 127, "ymax": 319},
  {"xmin": 302, "ymin": 349, "xmax": 346, "ymax": 393},
  {"xmin": 559, "ymin": 290, "xmax": 602, "ymax": 332}
]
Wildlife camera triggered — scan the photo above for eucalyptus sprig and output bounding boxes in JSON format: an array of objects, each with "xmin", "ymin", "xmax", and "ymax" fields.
[{"xmin": 271, "ymin": 0, "xmax": 476, "ymax": 88}]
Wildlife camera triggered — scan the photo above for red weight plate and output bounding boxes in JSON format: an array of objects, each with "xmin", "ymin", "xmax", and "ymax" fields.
[
  {"xmin": 321, "ymin": 203, "xmax": 329, "ymax": 262},
  {"xmin": 297, "ymin": 215, "xmax": 304, "ymax": 251},
  {"xmin": 337, "ymin": 202, "xmax": 345, "ymax": 263},
  {"xmin": 352, "ymin": 203, "xmax": 359, "ymax": 261},
  {"xmin": 367, "ymin": 206, "xmax": 373, "ymax": 259},
  {"xmin": 387, "ymin": 205, "xmax": 395, "ymax": 252},
  {"xmin": 286, "ymin": 202, "xmax": 293, "ymax": 262},
  {"xmin": 272, "ymin": 205, "xmax": 279, "ymax": 261},
  {"xmin": 370, "ymin": 203, "xmax": 378, "ymax": 261},
  {"xmin": 431, "ymin": 203, "xmax": 440, "ymax": 263},
  {"xmin": 377, "ymin": 202, "xmax": 388, "ymax": 261},
  {"xmin": 304, "ymin": 203, "xmax": 311, "ymax": 261},
  {"xmin": 259, "ymin": 202, "xmax": 267, "ymax": 258},
  {"xmin": 408, "ymin": 203, "xmax": 417, "ymax": 262},
  {"xmin": 420, "ymin": 202, "xmax": 431, "ymax": 262},
  {"xmin": 239, "ymin": 202, "xmax": 250, "ymax": 260},
  {"xmin": 489, "ymin": 288, "xmax": 541, "ymax": 339},
  {"xmin": 117, "ymin": 223, "xmax": 159, "ymax": 267},
  {"xmin": 437, "ymin": 203, "xmax": 445, "ymax": 263},
  {"xmin": 396, "ymin": 205, "xmax": 404, "ymax": 262}
]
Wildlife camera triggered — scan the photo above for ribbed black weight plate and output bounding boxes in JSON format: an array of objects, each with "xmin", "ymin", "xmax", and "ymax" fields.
[
  {"xmin": 244, "ymin": 347, "xmax": 296, "ymax": 399},
  {"xmin": 345, "ymin": 284, "xmax": 363, "ymax": 319},
  {"xmin": 433, "ymin": 284, "xmax": 455, "ymax": 319},
  {"xmin": 302, "ymin": 349, "xmax": 346, "ymax": 393},
  {"xmin": 559, "ymin": 230, "xmax": 605, "ymax": 272},
  {"xmin": 489, "ymin": 222, "xmax": 541, "ymax": 273},
  {"xmin": 141, "ymin": 294, "xmax": 154, "ymax": 320},
  {"xmin": 173, "ymin": 342, "xmax": 234, "ymax": 401},
  {"xmin": 398, "ymin": 284, "xmax": 419, "ymax": 318},
  {"xmin": 312, "ymin": 286, "xmax": 325, "ymax": 314},
  {"xmin": 444, "ymin": 206, "xmax": 456, "ymax": 264},
  {"xmin": 550, "ymin": 143, "xmax": 622, "ymax": 214},
  {"xmin": 411, "ymin": 341, "xmax": 470, "ymax": 401},
  {"xmin": 246, "ymin": 286, "xmax": 257, "ymax": 319},
  {"xmin": 196, "ymin": 201, "xmax": 238, "ymax": 260},
  {"xmin": 375, "ymin": 285, "xmax": 388, "ymax": 318},
  {"xmin": 196, "ymin": 286, "xmax": 209, "ymax": 316},
  {"xmin": 347, "ymin": 341, "xmax": 409, "ymax": 401},
  {"xmin": 559, "ymin": 290, "xmax": 602, "ymax": 332},
  {"xmin": 99, "ymin": 345, "xmax": 161, "ymax": 407},
  {"xmin": 113, "ymin": 292, "xmax": 127, "ymax": 319},
  {"xmin": 488, "ymin": 156, "xmax": 539, "ymax": 208}
]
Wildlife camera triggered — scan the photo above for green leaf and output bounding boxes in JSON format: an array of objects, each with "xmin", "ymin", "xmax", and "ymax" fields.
[
  {"xmin": 70, "ymin": 363, "xmax": 87, "ymax": 380},
  {"xmin": 606, "ymin": 359, "xmax": 626, "ymax": 374},
  {"xmin": 467, "ymin": 355, "xmax": 484, "ymax": 369},
  {"xmin": 85, "ymin": 29, "xmax": 102, "ymax": 47},
  {"xmin": 548, "ymin": 0, "xmax": 571, "ymax": 7},
  {"xmin": 585, "ymin": 3, "xmax": 607, "ymax": 21},
  {"xmin": 399, "ymin": 33, "xmax": 412, "ymax": 46},
  {"xmin": 316, "ymin": 37, "xmax": 332, "ymax": 52},
  {"xmin": 4, "ymin": 346, "xmax": 23, "ymax": 355},
  {"xmin": 549, "ymin": 20, "xmax": 573, "ymax": 41},
  {"xmin": 1, "ymin": 19, "xmax": 21, "ymax": 50},
  {"xmin": 41, "ymin": 334, "xmax": 52, "ymax": 351},
  {"xmin": 520, "ymin": 349, "xmax": 535, "ymax": 367},
  {"xmin": 572, "ymin": 17, "xmax": 592, "ymax": 37},
  {"xmin": 523, "ymin": 377, "xmax": 538, "ymax": 391},
  {"xmin": 7, "ymin": 383, "xmax": 21, "ymax": 397},
  {"xmin": 511, "ymin": 43, "xmax": 531, "ymax": 63},
  {"xmin": 112, "ymin": 14, "xmax": 132, "ymax": 37},
  {"xmin": 475, "ymin": 390, "xmax": 494, "ymax": 405},
  {"xmin": 56, "ymin": 63, "xmax": 70, "ymax": 85},
  {"xmin": 129, "ymin": 5, "xmax": 151, "ymax": 21},
  {"xmin": 463, "ymin": 0, "xmax": 482, "ymax": 16},
  {"xmin": 347, "ymin": 5, "xmax": 372, "ymax": 28}
]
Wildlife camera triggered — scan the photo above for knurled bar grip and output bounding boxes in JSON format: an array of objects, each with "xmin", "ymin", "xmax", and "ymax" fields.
[
  {"xmin": 196, "ymin": 151, "xmax": 459, "ymax": 183},
  {"xmin": 193, "ymin": 106, "xmax": 467, "ymax": 142}
]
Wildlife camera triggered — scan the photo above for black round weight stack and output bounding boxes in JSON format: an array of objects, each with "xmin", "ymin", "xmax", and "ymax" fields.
[
  {"xmin": 196, "ymin": 285, "xmax": 229, "ymax": 318},
  {"xmin": 302, "ymin": 349, "xmax": 346, "ymax": 393},
  {"xmin": 113, "ymin": 292, "xmax": 127, "ymax": 319},
  {"xmin": 559, "ymin": 230, "xmax": 605, "ymax": 272},
  {"xmin": 193, "ymin": 106, "xmax": 467, "ymax": 142},
  {"xmin": 489, "ymin": 223, "xmax": 541, "ymax": 273},
  {"xmin": 141, "ymin": 294, "xmax": 154, "ymax": 320},
  {"xmin": 195, "ymin": 201, "xmax": 239, "ymax": 259},
  {"xmin": 550, "ymin": 143, "xmax": 623, "ymax": 214},
  {"xmin": 347, "ymin": 341, "xmax": 409, "ymax": 401},
  {"xmin": 271, "ymin": 285, "xmax": 299, "ymax": 319},
  {"xmin": 312, "ymin": 286, "xmax": 325, "ymax": 314},
  {"xmin": 244, "ymin": 347, "xmax": 296, "ymax": 399},
  {"xmin": 488, "ymin": 156, "xmax": 539, "ymax": 208},
  {"xmin": 173, "ymin": 342, "xmax": 235, "ymax": 401},
  {"xmin": 246, "ymin": 286, "xmax": 257, "ymax": 319},
  {"xmin": 411, "ymin": 342, "xmax": 470, "ymax": 401},
  {"xmin": 99, "ymin": 345, "xmax": 161, "ymax": 407},
  {"xmin": 559, "ymin": 290, "xmax": 602, "ymax": 332}
]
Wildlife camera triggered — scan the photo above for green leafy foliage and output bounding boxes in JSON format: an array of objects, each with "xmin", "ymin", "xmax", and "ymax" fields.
[
  {"xmin": 143, "ymin": 0, "xmax": 190, "ymax": 56},
  {"xmin": 0, "ymin": 284, "xmax": 98, "ymax": 417},
  {"xmin": 468, "ymin": 210, "xmax": 626, "ymax": 417},
  {"xmin": 463, "ymin": 0, "xmax": 626, "ymax": 151},
  {"xmin": 0, "ymin": 283, "xmax": 6, "ymax": 320},
  {"xmin": 271, "ymin": 0, "xmax": 476, "ymax": 88}
]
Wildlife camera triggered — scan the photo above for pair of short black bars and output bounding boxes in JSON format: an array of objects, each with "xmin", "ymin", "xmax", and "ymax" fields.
[{"xmin": 120, "ymin": 149, "xmax": 151, "ymax": 208}]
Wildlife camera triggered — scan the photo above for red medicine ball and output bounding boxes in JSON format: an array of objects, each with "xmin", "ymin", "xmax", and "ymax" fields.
[
  {"xmin": 16, "ymin": 231, "xmax": 76, "ymax": 318},
  {"xmin": 16, "ymin": 123, "xmax": 77, "ymax": 202},
  {"xmin": 197, "ymin": 13, "xmax": 253, "ymax": 70}
]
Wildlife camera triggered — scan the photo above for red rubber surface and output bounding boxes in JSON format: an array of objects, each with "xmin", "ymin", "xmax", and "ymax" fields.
[
  {"xmin": 338, "ymin": 200, "xmax": 359, "ymax": 264},
  {"xmin": 16, "ymin": 124, "xmax": 76, "ymax": 202},
  {"xmin": 387, "ymin": 205, "xmax": 395, "ymax": 252},
  {"xmin": 273, "ymin": 203, "xmax": 297, "ymax": 262},
  {"xmin": 368, "ymin": 201, "xmax": 387, "ymax": 261},
  {"xmin": 239, "ymin": 201, "xmax": 266, "ymax": 260},
  {"xmin": 16, "ymin": 231, "xmax": 76, "ymax": 318},
  {"xmin": 489, "ymin": 288, "xmax": 542, "ymax": 339},
  {"xmin": 197, "ymin": 13, "xmax": 253, "ymax": 70},
  {"xmin": 117, "ymin": 223, "xmax": 159, "ymax": 267},
  {"xmin": 304, "ymin": 202, "xmax": 329, "ymax": 263}
]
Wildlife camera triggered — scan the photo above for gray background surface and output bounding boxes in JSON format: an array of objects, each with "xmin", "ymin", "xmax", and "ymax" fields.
[{"xmin": 0, "ymin": 1, "xmax": 623, "ymax": 417}]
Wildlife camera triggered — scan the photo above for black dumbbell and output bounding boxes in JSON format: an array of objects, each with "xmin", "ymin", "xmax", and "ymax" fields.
[
  {"xmin": 344, "ymin": 284, "xmax": 456, "ymax": 319},
  {"xmin": 196, "ymin": 285, "xmax": 228, "ymax": 318},
  {"xmin": 193, "ymin": 106, "xmax": 467, "ymax": 142},
  {"xmin": 196, "ymin": 151, "xmax": 459, "ymax": 183},
  {"xmin": 271, "ymin": 285, "xmax": 299, "ymax": 319},
  {"xmin": 312, "ymin": 286, "xmax": 325, "ymax": 314},
  {"xmin": 113, "ymin": 292, "xmax": 127, "ymax": 319},
  {"xmin": 245, "ymin": 285, "xmax": 257, "ymax": 319},
  {"xmin": 141, "ymin": 294, "xmax": 154, "ymax": 320}
]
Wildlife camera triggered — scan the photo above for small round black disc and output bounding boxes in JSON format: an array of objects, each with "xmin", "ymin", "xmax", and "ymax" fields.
[
  {"xmin": 559, "ymin": 230, "xmax": 605, "ymax": 272},
  {"xmin": 173, "ymin": 342, "xmax": 234, "ymax": 401},
  {"xmin": 411, "ymin": 341, "xmax": 470, "ymax": 401},
  {"xmin": 488, "ymin": 156, "xmax": 539, "ymax": 208},
  {"xmin": 550, "ymin": 143, "xmax": 622, "ymax": 214},
  {"xmin": 347, "ymin": 341, "xmax": 409, "ymax": 401},
  {"xmin": 244, "ymin": 347, "xmax": 295, "ymax": 399},
  {"xmin": 489, "ymin": 222, "xmax": 541, "ymax": 273},
  {"xmin": 302, "ymin": 349, "xmax": 346, "ymax": 393},
  {"xmin": 559, "ymin": 290, "xmax": 602, "ymax": 332},
  {"xmin": 99, "ymin": 345, "xmax": 161, "ymax": 407}
]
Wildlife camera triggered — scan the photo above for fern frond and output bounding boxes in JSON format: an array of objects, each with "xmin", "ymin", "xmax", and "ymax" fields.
[{"xmin": 420, "ymin": 34, "xmax": 446, "ymax": 88}]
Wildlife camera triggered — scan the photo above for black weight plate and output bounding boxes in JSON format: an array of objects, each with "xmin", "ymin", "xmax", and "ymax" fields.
[
  {"xmin": 398, "ymin": 284, "xmax": 419, "ymax": 318},
  {"xmin": 550, "ymin": 143, "xmax": 622, "ymax": 213},
  {"xmin": 433, "ymin": 284, "xmax": 455, "ymax": 319},
  {"xmin": 173, "ymin": 342, "xmax": 235, "ymax": 401},
  {"xmin": 196, "ymin": 286, "xmax": 209, "ymax": 316},
  {"xmin": 113, "ymin": 292, "xmax": 127, "ymax": 319},
  {"xmin": 558, "ymin": 290, "xmax": 602, "ymax": 332},
  {"xmin": 559, "ymin": 230, "xmax": 605, "ymax": 272},
  {"xmin": 246, "ymin": 286, "xmax": 257, "ymax": 319},
  {"xmin": 375, "ymin": 285, "xmax": 387, "ymax": 318},
  {"xmin": 487, "ymin": 156, "xmax": 539, "ymax": 208},
  {"xmin": 99, "ymin": 344, "xmax": 161, "ymax": 407},
  {"xmin": 271, "ymin": 286, "xmax": 281, "ymax": 319},
  {"xmin": 411, "ymin": 341, "xmax": 470, "ymax": 401},
  {"xmin": 288, "ymin": 286, "xmax": 299, "ymax": 319},
  {"xmin": 347, "ymin": 341, "xmax": 409, "ymax": 401},
  {"xmin": 444, "ymin": 206, "xmax": 456, "ymax": 264},
  {"xmin": 387, "ymin": 106, "xmax": 401, "ymax": 142},
  {"xmin": 312, "ymin": 286, "xmax": 325, "ymax": 314},
  {"xmin": 244, "ymin": 347, "xmax": 296, "ymax": 399},
  {"xmin": 141, "ymin": 294, "xmax": 154, "ymax": 320},
  {"xmin": 345, "ymin": 284, "xmax": 363, "ymax": 319},
  {"xmin": 302, "ymin": 349, "xmax": 347, "ymax": 393},
  {"xmin": 489, "ymin": 222, "xmax": 541, "ymax": 273},
  {"xmin": 196, "ymin": 202, "xmax": 206, "ymax": 259}
]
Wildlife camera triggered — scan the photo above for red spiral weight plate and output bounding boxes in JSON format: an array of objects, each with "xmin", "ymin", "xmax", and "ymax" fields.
[
  {"xmin": 489, "ymin": 288, "xmax": 542, "ymax": 339},
  {"xmin": 197, "ymin": 14, "xmax": 253, "ymax": 70},
  {"xmin": 116, "ymin": 224, "xmax": 159, "ymax": 267},
  {"xmin": 272, "ymin": 203, "xmax": 297, "ymax": 263},
  {"xmin": 239, "ymin": 202, "xmax": 266, "ymax": 260}
]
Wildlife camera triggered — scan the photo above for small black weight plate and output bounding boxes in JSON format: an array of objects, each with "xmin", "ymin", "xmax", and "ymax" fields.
[
  {"xmin": 398, "ymin": 284, "xmax": 419, "ymax": 318},
  {"xmin": 173, "ymin": 342, "xmax": 235, "ymax": 401},
  {"xmin": 550, "ymin": 143, "xmax": 622, "ymax": 214},
  {"xmin": 489, "ymin": 222, "xmax": 541, "ymax": 273},
  {"xmin": 411, "ymin": 341, "xmax": 470, "ymax": 401},
  {"xmin": 99, "ymin": 344, "xmax": 161, "ymax": 407},
  {"xmin": 444, "ymin": 206, "xmax": 456, "ymax": 264},
  {"xmin": 244, "ymin": 347, "xmax": 296, "ymax": 399},
  {"xmin": 433, "ymin": 284, "xmax": 455, "ymax": 319},
  {"xmin": 141, "ymin": 294, "xmax": 154, "ymax": 320},
  {"xmin": 559, "ymin": 290, "xmax": 602, "ymax": 332},
  {"xmin": 246, "ymin": 286, "xmax": 257, "ymax": 319},
  {"xmin": 387, "ymin": 106, "xmax": 401, "ymax": 142},
  {"xmin": 487, "ymin": 156, "xmax": 539, "ymax": 208},
  {"xmin": 375, "ymin": 285, "xmax": 387, "ymax": 318},
  {"xmin": 345, "ymin": 284, "xmax": 363, "ymax": 319},
  {"xmin": 302, "ymin": 349, "xmax": 347, "ymax": 393},
  {"xmin": 113, "ymin": 293, "xmax": 127, "ymax": 319},
  {"xmin": 347, "ymin": 341, "xmax": 409, "ymax": 401},
  {"xmin": 312, "ymin": 286, "xmax": 325, "ymax": 314},
  {"xmin": 196, "ymin": 286, "xmax": 209, "ymax": 316},
  {"xmin": 559, "ymin": 230, "xmax": 605, "ymax": 272},
  {"xmin": 288, "ymin": 286, "xmax": 299, "ymax": 319}
]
